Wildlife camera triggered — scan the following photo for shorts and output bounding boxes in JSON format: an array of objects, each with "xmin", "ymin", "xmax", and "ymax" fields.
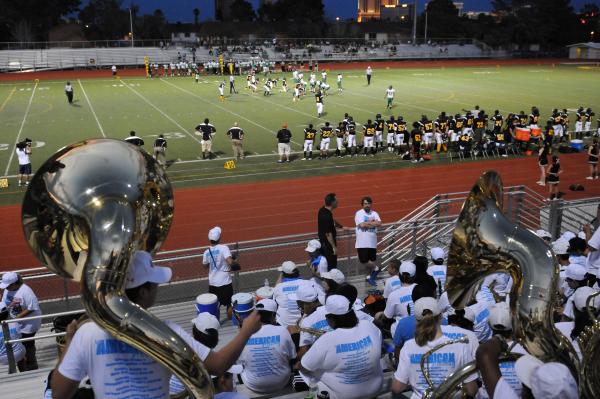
[
  {"xmin": 201, "ymin": 140, "xmax": 212, "ymax": 153},
  {"xmin": 347, "ymin": 135, "xmax": 357, "ymax": 147},
  {"xmin": 364, "ymin": 136, "xmax": 374, "ymax": 148},
  {"xmin": 303, "ymin": 140, "xmax": 313, "ymax": 152},
  {"xmin": 209, "ymin": 283, "xmax": 233, "ymax": 307},
  {"xmin": 19, "ymin": 163, "xmax": 31, "ymax": 175},
  {"xmin": 357, "ymin": 248, "xmax": 377, "ymax": 264},
  {"xmin": 320, "ymin": 138, "xmax": 330, "ymax": 150},
  {"xmin": 278, "ymin": 143, "xmax": 291, "ymax": 156}
]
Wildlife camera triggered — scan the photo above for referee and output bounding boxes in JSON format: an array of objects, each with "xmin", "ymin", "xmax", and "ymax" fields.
[
  {"xmin": 227, "ymin": 122, "xmax": 244, "ymax": 159},
  {"xmin": 229, "ymin": 75, "xmax": 237, "ymax": 94},
  {"xmin": 196, "ymin": 118, "xmax": 216, "ymax": 160}
]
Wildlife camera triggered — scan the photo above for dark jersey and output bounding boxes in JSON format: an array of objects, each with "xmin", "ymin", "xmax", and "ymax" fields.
[
  {"xmin": 375, "ymin": 118, "xmax": 385, "ymax": 132},
  {"xmin": 196, "ymin": 123, "xmax": 216, "ymax": 141},
  {"xmin": 529, "ymin": 114, "xmax": 540, "ymax": 125},
  {"xmin": 386, "ymin": 120, "xmax": 397, "ymax": 133},
  {"xmin": 153, "ymin": 137, "xmax": 167, "ymax": 148},
  {"xmin": 363, "ymin": 124, "xmax": 376, "ymax": 137},
  {"xmin": 411, "ymin": 129, "xmax": 422, "ymax": 143},
  {"xmin": 335, "ymin": 127, "xmax": 345, "ymax": 138},
  {"xmin": 576, "ymin": 112, "xmax": 584, "ymax": 122},
  {"xmin": 277, "ymin": 128, "xmax": 292, "ymax": 143},
  {"xmin": 465, "ymin": 115, "xmax": 475, "ymax": 128},
  {"xmin": 492, "ymin": 115, "xmax": 503, "ymax": 131},
  {"xmin": 125, "ymin": 136, "xmax": 144, "ymax": 146},
  {"xmin": 552, "ymin": 113, "xmax": 562, "ymax": 125},
  {"xmin": 321, "ymin": 126, "xmax": 333, "ymax": 138},
  {"xmin": 347, "ymin": 122, "xmax": 356, "ymax": 135},
  {"xmin": 304, "ymin": 128, "xmax": 317, "ymax": 141},
  {"xmin": 455, "ymin": 117, "xmax": 465, "ymax": 130},
  {"xmin": 474, "ymin": 117, "xmax": 486, "ymax": 130},
  {"xmin": 436, "ymin": 117, "xmax": 449, "ymax": 132},
  {"xmin": 494, "ymin": 132, "xmax": 506, "ymax": 143},
  {"xmin": 397, "ymin": 121, "xmax": 407, "ymax": 133},
  {"xmin": 227, "ymin": 127, "xmax": 244, "ymax": 140},
  {"xmin": 315, "ymin": 93, "xmax": 323, "ymax": 103}
]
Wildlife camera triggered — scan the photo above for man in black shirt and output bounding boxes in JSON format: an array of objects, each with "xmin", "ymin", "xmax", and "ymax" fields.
[
  {"xmin": 318, "ymin": 193, "xmax": 343, "ymax": 270},
  {"xmin": 124, "ymin": 131, "xmax": 144, "ymax": 146},
  {"xmin": 276, "ymin": 123, "xmax": 292, "ymax": 163},
  {"xmin": 195, "ymin": 118, "xmax": 216, "ymax": 160},
  {"xmin": 153, "ymin": 134, "xmax": 167, "ymax": 164},
  {"xmin": 227, "ymin": 122, "xmax": 245, "ymax": 160}
]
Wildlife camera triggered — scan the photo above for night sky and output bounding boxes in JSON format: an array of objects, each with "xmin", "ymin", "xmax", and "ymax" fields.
[{"xmin": 108, "ymin": 0, "xmax": 595, "ymax": 23}]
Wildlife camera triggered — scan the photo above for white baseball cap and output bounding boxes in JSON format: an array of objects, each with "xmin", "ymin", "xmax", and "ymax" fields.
[
  {"xmin": 321, "ymin": 268, "xmax": 345, "ymax": 284},
  {"xmin": 125, "ymin": 251, "xmax": 172, "ymax": 289},
  {"xmin": 488, "ymin": 302, "xmax": 512, "ymax": 331},
  {"xmin": 256, "ymin": 298, "xmax": 278, "ymax": 313},
  {"xmin": 535, "ymin": 229, "xmax": 552, "ymax": 239},
  {"xmin": 353, "ymin": 298, "xmax": 365, "ymax": 311},
  {"xmin": 552, "ymin": 238, "xmax": 570, "ymax": 255},
  {"xmin": 578, "ymin": 231, "xmax": 587, "ymax": 239},
  {"xmin": 400, "ymin": 261, "xmax": 416, "ymax": 277},
  {"xmin": 430, "ymin": 247, "xmax": 445, "ymax": 261},
  {"xmin": 191, "ymin": 312, "xmax": 220, "ymax": 333},
  {"xmin": 414, "ymin": 297, "xmax": 441, "ymax": 320},
  {"xmin": 587, "ymin": 229, "xmax": 600, "ymax": 250},
  {"xmin": 573, "ymin": 286, "xmax": 600, "ymax": 311},
  {"xmin": 0, "ymin": 272, "xmax": 18, "ymax": 289},
  {"xmin": 278, "ymin": 261, "xmax": 297, "ymax": 274},
  {"xmin": 305, "ymin": 239, "xmax": 321, "ymax": 252},
  {"xmin": 325, "ymin": 295, "xmax": 351, "ymax": 315},
  {"xmin": 208, "ymin": 226, "xmax": 222, "ymax": 241},
  {"xmin": 291, "ymin": 283, "xmax": 318, "ymax": 303},
  {"xmin": 562, "ymin": 231, "xmax": 576, "ymax": 241},
  {"xmin": 515, "ymin": 356, "xmax": 578, "ymax": 399},
  {"xmin": 565, "ymin": 263, "xmax": 587, "ymax": 281}
]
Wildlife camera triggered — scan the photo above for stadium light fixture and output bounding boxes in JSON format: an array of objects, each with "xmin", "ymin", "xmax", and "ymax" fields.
[
  {"xmin": 401, "ymin": 3, "xmax": 408, "ymax": 7},
  {"xmin": 336, "ymin": 16, "xmax": 340, "ymax": 21}
]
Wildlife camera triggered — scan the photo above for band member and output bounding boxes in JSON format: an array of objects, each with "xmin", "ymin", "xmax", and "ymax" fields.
[
  {"xmin": 303, "ymin": 123, "xmax": 317, "ymax": 160},
  {"xmin": 319, "ymin": 122, "xmax": 333, "ymax": 159},
  {"xmin": 587, "ymin": 139, "xmax": 599, "ymax": 180}
]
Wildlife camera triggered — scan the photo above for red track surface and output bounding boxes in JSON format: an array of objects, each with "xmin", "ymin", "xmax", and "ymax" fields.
[{"xmin": 2, "ymin": 152, "xmax": 599, "ymax": 273}]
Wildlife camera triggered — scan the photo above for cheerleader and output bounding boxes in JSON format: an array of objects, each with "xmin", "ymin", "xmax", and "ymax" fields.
[
  {"xmin": 537, "ymin": 143, "xmax": 549, "ymax": 186},
  {"xmin": 587, "ymin": 139, "xmax": 598, "ymax": 180},
  {"xmin": 547, "ymin": 156, "xmax": 562, "ymax": 200}
]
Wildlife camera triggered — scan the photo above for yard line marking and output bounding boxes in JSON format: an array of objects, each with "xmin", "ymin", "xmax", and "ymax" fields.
[
  {"xmin": 0, "ymin": 87, "xmax": 16, "ymax": 113},
  {"xmin": 78, "ymin": 79, "xmax": 106, "ymax": 138},
  {"xmin": 4, "ymin": 82, "xmax": 37, "ymax": 176},
  {"xmin": 159, "ymin": 79, "xmax": 301, "ymax": 147},
  {"xmin": 344, "ymin": 88, "xmax": 440, "ymax": 113},
  {"xmin": 121, "ymin": 80, "xmax": 203, "ymax": 146}
]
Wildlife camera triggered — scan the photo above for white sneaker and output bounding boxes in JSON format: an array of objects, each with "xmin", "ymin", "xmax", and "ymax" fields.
[
  {"xmin": 586, "ymin": 176, "xmax": 594, "ymax": 180},
  {"xmin": 302, "ymin": 158, "xmax": 306, "ymax": 161},
  {"xmin": 539, "ymin": 182, "xmax": 545, "ymax": 186},
  {"xmin": 595, "ymin": 176, "xmax": 599, "ymax": 180}
]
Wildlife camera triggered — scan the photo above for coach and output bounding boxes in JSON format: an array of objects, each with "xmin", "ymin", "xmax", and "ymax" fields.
[
  {"xmin": 227, "ymin": 122, "xmax": 244, "ymax": 160},
  {"xmin": 318, "ymin": 193, "xmax": 344, "ymax": 270},
  {"xmin": 196, "ymin": 118, "xmax": 216, "ymax": 160},
  {"xmin": 276, "ymin": 123, "xmax": 292, "ymax": 163}
]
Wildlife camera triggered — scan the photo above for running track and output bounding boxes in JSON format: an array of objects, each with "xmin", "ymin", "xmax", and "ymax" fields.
[{"xmin": 1, "ymin": 152, "xmax": 599, "ymax": 271}]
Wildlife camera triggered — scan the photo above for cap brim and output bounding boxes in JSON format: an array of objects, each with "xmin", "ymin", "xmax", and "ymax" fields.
[
  {"xmin": 0, "ymin": 282, "xmax": 8, "ymax": 289},
  {"xmin": 149, "ymin": 266, "xmax": 172, "ymax": 285},
  {"xmin": 515, "ymin": 355, "xmax": 544, "ymax": 388},
  {"xmin": 228, "ymin": 365, "xmax": 243, "ymax": 374}
]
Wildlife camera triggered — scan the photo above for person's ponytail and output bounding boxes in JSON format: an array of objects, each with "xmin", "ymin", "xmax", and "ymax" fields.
[{"xmin": 415, "ymin": 313, "xmax": 441, "ymax": 346}]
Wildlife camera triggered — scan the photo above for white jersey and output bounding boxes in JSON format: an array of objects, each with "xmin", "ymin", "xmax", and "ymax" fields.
[
  {"xmin": 273, "ymin": 278, "xmax": 306, "ymax": 327},
  {"xmin": 238, "ymin": 324, "xmax": 297, "ymax": 393},
  {"xmin": 395, "ymin": 334, "xmax": 476, "ymax": 399},
  {"xmin": 301, "ymin": 320, "xmax": 383, "ymax": 399},
  {"xmin": 354, "ymin": 209, "xmax": 381, "ymax": 249},
  {"xmin": 202, "ymin": 244, "xmax": 232, "ymax": 287},
  {"xmin": 386, "ymin": 88, "xmax": 395, "ymax": 99},
  {"xmin": 383, "ymin": 275, "xmax": 401, "ymax": 298},
  {"xmin": 16, "ymin": 147, "xmax": 30, "ymax": 165},
  {"xmin": 2, "ymin": 283, "xmax": 41, "ymax": 334},
  {"xmin": 59, "ymin": 321, "xmax": 210, "ymax": 399},
  {"xmin": 384, "ymin": 283, "xmax": 416, "ymax": 319},
  {"xmin": 299, "ymin": 306, "xmax": 332, "ymax": 347}
]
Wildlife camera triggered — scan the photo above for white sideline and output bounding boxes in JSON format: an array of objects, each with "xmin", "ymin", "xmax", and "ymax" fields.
[
  {"xmin": 77, "ymin": 79, "xmax": 106, "ymax": 138},
  {"xmin": 3, "ymin": 82, "xmax": 37, "ymax": 176}
]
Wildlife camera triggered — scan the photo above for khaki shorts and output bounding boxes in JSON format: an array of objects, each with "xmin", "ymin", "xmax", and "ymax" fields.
[
  {"xmin": 201, "ymin": 140, "xmax": 212, "ymax": 152},
  {"xmin": 278, "ymin": 143, "xmax": 291, "ymax": 156}
]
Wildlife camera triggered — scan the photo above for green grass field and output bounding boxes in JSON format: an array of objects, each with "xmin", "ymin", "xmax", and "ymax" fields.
[{"xmin": 0, "ymin": 64, "xmax": 599, "ymax": 205}]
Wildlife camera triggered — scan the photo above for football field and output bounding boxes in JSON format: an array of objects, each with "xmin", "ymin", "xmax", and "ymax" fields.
[{"xmin": 0, "ymin": 64, "xmax": 599, "ymax": 205}]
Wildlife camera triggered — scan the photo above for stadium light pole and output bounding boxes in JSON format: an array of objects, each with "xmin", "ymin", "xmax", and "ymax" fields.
[
  {"xmin": 129, "ymin": 7, "xmax": 134, "ymax": 48},
  {"xmin": 411, "ymin": 0, "xmax": 417, "ymax": 44},
  {"xmin": 424, "ymin": 3, "xmax": 428, "ymax": 43}
]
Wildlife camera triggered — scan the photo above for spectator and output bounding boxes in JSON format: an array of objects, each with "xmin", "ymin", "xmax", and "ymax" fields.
[
  {"xmin": 0, "ymin": 272, "xmax": 41, "ymax": 370},
  {"xmin": 15, "ymin": 139, "xmax": 32, "ymax": 187},
  {"xmin": 318, "ymin": 193, "xmax": 344, "ymax": 270},
  {"xmin": 276, "ymin": 123, "xmax": 292, "ymax": 163},
  {"xmin": 203, "ymin": 227, "xmax": 236, "ymax": 318},
  {"xmin": 354, "ymin": 196, "xmax": 382, "ymax": 286}
]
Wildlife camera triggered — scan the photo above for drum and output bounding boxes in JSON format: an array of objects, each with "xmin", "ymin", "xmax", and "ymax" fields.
[
  {"xmin": 571, "ymin": 139, "xmax": 584, "ymax": 152},
  {"xmin": 515, "ymin": 127, "xmax": 530, "ymax": 142},
  {"xmin": 530, "ymin": 127, "xmax": 542, "ymax": 137},
  {"xmin": 255, "ymin": 286, "xmax": 274, "ymax": 301},
  {"xmin": 196, "ymin": 293, "xmax": 219, "ymax": 319},
  {"xmin": 231, "ymin": 293, "xmax": 254, "ymax": 326}
]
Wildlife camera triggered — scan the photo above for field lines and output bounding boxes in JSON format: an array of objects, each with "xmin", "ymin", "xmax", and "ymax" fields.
[
  {"xmin": 121, "ymin": 80, "xmax": 203, "ymax": 147},
  {"xmin": 78, "ymin": 79, "xmax": 106, "ymax": 138},
  {"xmin": 160, "ymin": 78, "xmax": 302, "ymax": 147},
  {"xmin": 0, "ymin": 87, "xmax": 16, "ymax": 113},
  {"xmin": 3, "ymin": 82, "xmax": 37, "ymax": 176}
]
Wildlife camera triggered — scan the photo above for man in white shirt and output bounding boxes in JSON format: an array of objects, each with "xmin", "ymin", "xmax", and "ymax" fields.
[
  {"xmin": 1, "ymin": 271, "xmax": 41, "ymax": 370},
  {"xmin": 15, "ymin": 139, "xmax": 32, "ymax": 187},
  {"xmin": 238, "ymin": 299, "xmax": 296, "ymax": 394},
  {"xmin": 274, "ymin": 261, "xmax": 306, "ymax": 329},
  {"xmin": 427, "ymin": 247, "xmax": 447, "ymax": 296},
  {"xmin": 0, "ymin": 302, "xmax": 26, "ymax": 368},
  {"xmin": 203, "ymin": 226, "xmax": 236, "ymax": 316},
  {"xmin": 51, "ymin": 250, "xmax": 262, "ymax": 399},
  {"xmin": 355, "ymin": 196, "xmax": 382, "ymax": 286},
  {"xmin": 301, "ymin": 295, "xmax": 383, "ymax": 399}
]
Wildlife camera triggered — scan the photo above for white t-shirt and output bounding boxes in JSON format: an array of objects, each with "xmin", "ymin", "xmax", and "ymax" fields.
[
  {"xmin": 202, "ymin": 244, "xmax": 232, "ymax": 287},
  {"xmin": 427, "ymin": 265, "xmax": 447, "ymax": 289},
  {"xmin": 354, "ymin": 209, "xmax": 381, "ymax": 249},
  {"xmin": 587, "ymin": 230, "xmax": 600, "ymax": 275},
  {"xmin": 492, "ymin": 376, "xmax": 520, "ymax": 399},
  {"xmin": 16, "ymin": 148, "xmax": 30, "ymax": 165},
  {"xmin": 383, "ymin": 275, "xmax": 401, "ymax": 298},
  {"xmin": 477, "ymin": 342, "xmax": 527, "ymax": 399},
  {"xmin": 482, "ymin": 273, "xmax": 513, "ymax": 297},
  {"xmin": 466, "ymin": 301, "xmax": 492, "ymax": 343},
  {"xmin": 394, "ymin": 334, "xmax": 476, "ymax": 399},
  {"xmin": 555, "ymin": 321, "xmax": 582, "ymax": 360},
  {"xmin": 440, "ymin": 324, "xmax": 479, "ymax": 359},
  {"xmin": 2, "ymin": 284, "xmax": 41, "ymax": 334},
  {"xmin": 0, "ymin": 322, "xmax": 25, "ymax": 364},
  {"xmin": 59, "ymin": 320, "xmax": 210, "ymax": 399},
  {"xmin": 299, "ymin": 306, "xmax": 332, "ymax": 347},
  {"xmin": 274, "ymin": 279, "xmax": 306, "ymax": 327},
  {"xmin": 310, "ymin": 255, "xmax": 328, "ymax": 276},
  {"xmin": 238, "ymin": 324, "xmax": 296, "ymax": 393},
  {"xmin": 384, "ymin": 283, "xmax": 416, "ymax": 319},
  {"xmin": 301, "ymin": 320, "xmax": 383, "ymax": 399}
]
